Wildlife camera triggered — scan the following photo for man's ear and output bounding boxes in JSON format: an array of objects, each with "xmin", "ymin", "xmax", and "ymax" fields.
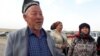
[{"xmin": 23, "ymin": 14, "xmax": 27, "ymax": 21}]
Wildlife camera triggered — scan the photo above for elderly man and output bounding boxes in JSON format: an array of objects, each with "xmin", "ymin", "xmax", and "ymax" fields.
[{"xmin": 5, "ymin": 1, "xmax": 65, "ymax": 56}]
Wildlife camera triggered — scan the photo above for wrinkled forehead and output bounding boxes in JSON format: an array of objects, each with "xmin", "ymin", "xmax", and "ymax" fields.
[{"xmin": 26, "ymin": 5, "xmax": 41, "ymax": 12}]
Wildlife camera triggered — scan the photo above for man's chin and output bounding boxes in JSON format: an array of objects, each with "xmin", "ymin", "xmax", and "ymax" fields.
[{"xmin": 35, "ymin": 27, "xmax": 42, "ymax": 30}]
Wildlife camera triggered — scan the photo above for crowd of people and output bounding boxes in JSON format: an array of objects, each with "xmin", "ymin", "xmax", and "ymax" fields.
[{"xmin": 4, "ymin": 0, "xmax": 100, "ymax": 56}]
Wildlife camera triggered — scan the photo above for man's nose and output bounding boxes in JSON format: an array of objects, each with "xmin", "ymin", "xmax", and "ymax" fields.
[{"xmin": 36, "ymin": 14, "xmax": 43, "ymax": 19}]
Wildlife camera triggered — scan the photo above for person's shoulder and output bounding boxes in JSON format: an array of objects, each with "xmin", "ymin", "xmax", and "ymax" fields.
[
  {"xmin": 61, "ymin": 32, "xmax": 66, "ymax": 36},
  {"xmin": 72, "ymin": 37, "xmax": 80, "ymax": 43},
  {"xmin": 50, "ymin": 30, "xmax": 55, "ymax": 33},
  {"xmin": 45, "ymin": 30, "xmax": 54, "ymax": 38},
  {"xmin": 48, "ymin": 30, "xmax": 55, "ymax": 35},
  {"xmin": 8, "ymin": 28, "xmax": 27, "ymax": 37}
]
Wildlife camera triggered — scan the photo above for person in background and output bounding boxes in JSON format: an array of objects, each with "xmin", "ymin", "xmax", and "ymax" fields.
[
  {"xmin": 68, "ymin": 23, "xmax": 97, "ymax": 56},
  {"xmin": 5, "ymin": 1, "xmax": 65, "ymax": 56},
  {"xmin": 97, "ymin": 36, "xmax": 100, "ymax": 56},
  {"xmin": 50, "ymin": 21, "xmax": 69, "ymax": 56}
]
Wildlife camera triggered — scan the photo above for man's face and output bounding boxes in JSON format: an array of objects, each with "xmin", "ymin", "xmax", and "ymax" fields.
[
  {"xmin": 24, "ymin": 5, "xmax": 43, "ymax": 30},
  {"xmin": 81, "ymin": 27, "xmax": 89, "ymax": 35}
]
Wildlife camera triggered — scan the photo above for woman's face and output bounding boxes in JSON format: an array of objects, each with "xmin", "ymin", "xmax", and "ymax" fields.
[
  {"xmin": 56, "ymin": 23, "xmax": 63, "ymax": 31},
  {"xmin": 80, "ymin": 27, "xmax": 89, "ymax": 35}
]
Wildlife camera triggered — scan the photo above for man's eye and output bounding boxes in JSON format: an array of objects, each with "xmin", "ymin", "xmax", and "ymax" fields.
[{"xmin": 31, "ymin": 13, "xmax": 37, "ymax": 15}]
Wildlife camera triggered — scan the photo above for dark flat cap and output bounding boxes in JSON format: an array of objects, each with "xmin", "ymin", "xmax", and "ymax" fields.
[{"xmin": 22, "ymin": 0, "xmax": 40, "ymax": 13}]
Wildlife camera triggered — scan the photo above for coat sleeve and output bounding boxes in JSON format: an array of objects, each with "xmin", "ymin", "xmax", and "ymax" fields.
[
  {"xmin": 55, "ymin": 49, "xmax": 65, "ymax": 56},
  {"xmin": 67, "ymin": 38, "xmax": 77, "ymax": 56},
  {"xmin": 92, "ymin": 42, "xmax": 97, "ymax": 56},
  {"xmin": 4, "ymin": 33, "xmax": 14, "ymax": 56}
]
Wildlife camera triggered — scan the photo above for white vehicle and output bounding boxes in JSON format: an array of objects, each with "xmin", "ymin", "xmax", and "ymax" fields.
[{"xmin": 90, "ymin": 32, "xmax": 100, "ymax": 42}]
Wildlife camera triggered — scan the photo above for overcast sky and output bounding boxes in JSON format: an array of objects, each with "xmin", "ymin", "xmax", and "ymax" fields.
[{"xmin": 0, "ymin": 0, "xmax": 100, "ymax": 31}]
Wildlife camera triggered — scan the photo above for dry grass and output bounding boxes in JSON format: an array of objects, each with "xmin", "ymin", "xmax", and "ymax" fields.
[
  {"xmin": 0, "ymin": 36, "xmax": 7, "ymax": 56},
  {"xmin": 0, "ymin": 37, "xmax": 7, "ymax": 43}
]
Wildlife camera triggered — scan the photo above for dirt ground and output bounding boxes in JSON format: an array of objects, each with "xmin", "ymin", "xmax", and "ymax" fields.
[{"xmin": 0, "ymin": 36, "xmax": 7, "ymax": 56}]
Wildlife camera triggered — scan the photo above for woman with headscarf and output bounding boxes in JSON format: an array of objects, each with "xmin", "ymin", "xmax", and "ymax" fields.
[{"xmin": 68, "ymin": 23, "xmax": 97, "ymax": 56}]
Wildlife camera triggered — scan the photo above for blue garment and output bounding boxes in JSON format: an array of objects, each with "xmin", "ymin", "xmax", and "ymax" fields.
[{"xmin": 27, "ymin": 28, "xmax": 52, "ymax": 56}]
